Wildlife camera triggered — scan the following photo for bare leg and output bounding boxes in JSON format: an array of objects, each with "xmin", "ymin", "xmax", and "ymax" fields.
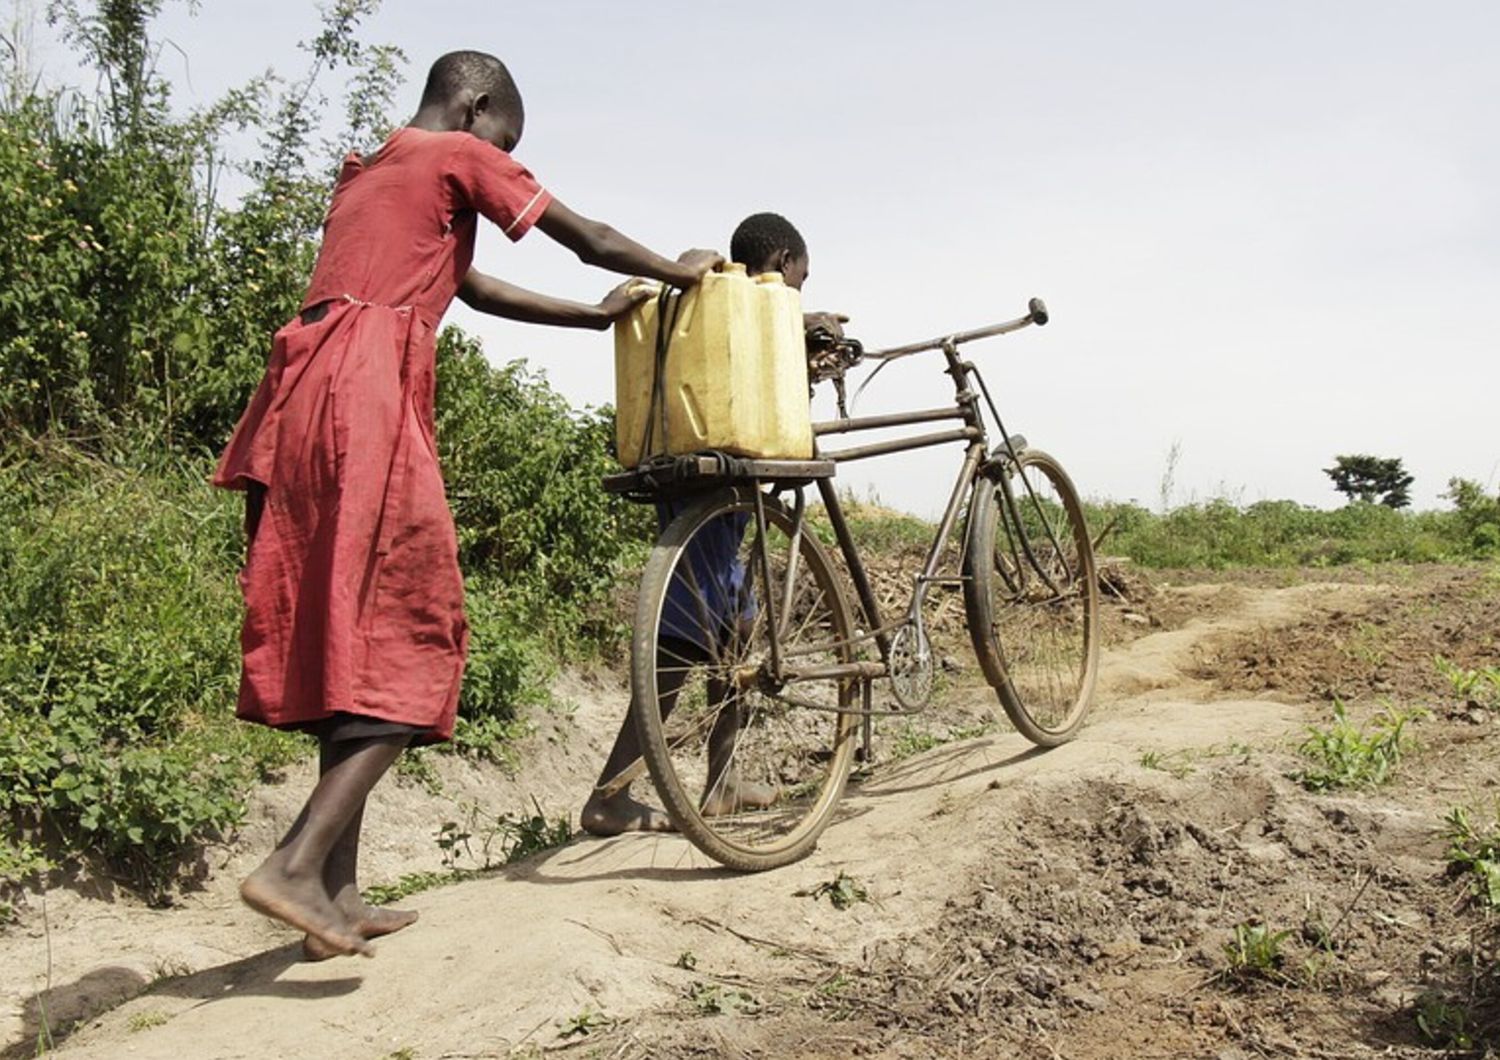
[
  {"xmin": 581, "ymin": 631, "xmax": 776, "ymax": 830},
  {"xmin": 700, "ymin": 675, "xmax": 776, "ymax": 817},
  {"xmin": 301, "ymin": 741, "xmax": 419, "ymax": 961},
  {"xmin": 580, "ymin": 699, "xmax": 677, "ymax": 836},
  {"xmin": 582, "ymin": 637, "xmax": 707, "ymax": 836},
  {"xmin": 241, "ymin": 733, "xmax": 409, "ymax": 957}
]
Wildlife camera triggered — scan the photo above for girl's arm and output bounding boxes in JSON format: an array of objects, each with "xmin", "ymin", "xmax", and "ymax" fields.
[
  {"xmin": 457, "ymin": 270, "xmax": 652, "ymax": 330},
  {"xmin": 535, "ymin": 199, "xmax": 721, "ymax": 288}
]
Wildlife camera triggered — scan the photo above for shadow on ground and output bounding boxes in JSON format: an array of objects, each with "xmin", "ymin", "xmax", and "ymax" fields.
[{"xmin": 5, "ymin": 944, "xmax": 358, "ymax": 1059}]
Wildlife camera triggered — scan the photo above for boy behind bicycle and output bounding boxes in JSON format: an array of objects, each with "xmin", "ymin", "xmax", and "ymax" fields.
[{"xmin": 581, "ymin": 212, "xmax": 846, "ymax": 836}]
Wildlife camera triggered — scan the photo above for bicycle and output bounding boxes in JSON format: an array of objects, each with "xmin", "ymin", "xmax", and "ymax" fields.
[{"xmin": 601, "ymin": 297, "xmax": 1100, "ymax": 872}]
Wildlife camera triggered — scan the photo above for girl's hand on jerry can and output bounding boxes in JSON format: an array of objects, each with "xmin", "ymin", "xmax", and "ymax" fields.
[
  {"xmin": 599, "ymin": 279, "xmax": 657, "ymax": 321},
  {"xmin": 675, "ymin": 248, "xmax": 724, "ymax": 282}
]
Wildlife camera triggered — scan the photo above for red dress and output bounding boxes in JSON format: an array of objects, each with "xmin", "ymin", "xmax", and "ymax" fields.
[{"xmin": 213, "ymin": 127, "xmax": 553, "ymax": 742}]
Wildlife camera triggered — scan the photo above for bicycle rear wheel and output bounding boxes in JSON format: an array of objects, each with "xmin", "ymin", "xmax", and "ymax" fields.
[
  {"xmin": 632, "ymin": 487, "xmax": 858, "ymax": 871},
  {"xmin": 962, "ymin": 449, "xmax": 1100, "ymax": 746}
]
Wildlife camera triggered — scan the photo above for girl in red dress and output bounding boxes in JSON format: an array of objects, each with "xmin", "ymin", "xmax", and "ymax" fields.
[{"xmin": 215, "ymin": 50, "xmax": 721, "ymax": 958}]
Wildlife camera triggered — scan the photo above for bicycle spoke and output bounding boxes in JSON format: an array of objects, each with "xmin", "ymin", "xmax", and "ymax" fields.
[
  {"xmin": 964, "ymin": 452, "xmax": 1099, "ymax": 746},
  {"xmin": 635, "ymin": 490, "xmax": 857, "ymax": 868}
]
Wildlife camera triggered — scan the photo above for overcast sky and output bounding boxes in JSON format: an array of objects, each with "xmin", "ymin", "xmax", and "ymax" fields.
[{"xmin": 20, "ymin": 1, "xmax": 1499, "ymax": 515}]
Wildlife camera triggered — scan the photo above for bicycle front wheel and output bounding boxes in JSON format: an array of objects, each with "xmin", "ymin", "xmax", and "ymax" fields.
[
  {"xmin": 632, "ymin": 487, "xmax": 858, "ymax": 871},
  {"xmin": 962, "ymin": 449, "xmax": 1100, "ymax": 746}
]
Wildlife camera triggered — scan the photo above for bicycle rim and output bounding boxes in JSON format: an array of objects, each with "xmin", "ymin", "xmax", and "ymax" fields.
[
  {"xmin": 632, "ymin": 488, "xmax": 858, "ymax": 871},
  {"xmin": 962, "ymin": 450, "xmax": 1100, "ymax": 746}
]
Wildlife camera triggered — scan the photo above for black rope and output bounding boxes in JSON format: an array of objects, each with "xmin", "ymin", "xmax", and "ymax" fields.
[{"xmin": 641, "ymin": 284, "xmax": 684, "ymax": 464}]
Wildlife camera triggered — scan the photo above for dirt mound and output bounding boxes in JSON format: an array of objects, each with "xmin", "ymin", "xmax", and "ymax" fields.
[
  {"xmin": 853, "ymin": 544, "xmax": 1180, "ymax": 660},
  {"xmin": 595, "ymin": 741, "xmax": 1479, "ymax": 1059},
  {"xmin": 1096, "ymin": 554, "xmax": 1156, "ymax": 604},
  {"xmin": 1193, "ymin": 565, "xmax": 1500, "ymax": 705},
  {"xmin": 834, "ymin": 771, "xmax": 1442, "ymax": 1056},
  {"xmin": 671, "ymin": 759, "xmax": 1460, "ymax": 1059},
  {"xmin": 11, "ymin": 568, "xmax": 1500, "ymax": 1059}
]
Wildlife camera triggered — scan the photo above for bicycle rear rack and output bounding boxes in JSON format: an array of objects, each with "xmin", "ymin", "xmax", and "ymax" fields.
[{"xmin": 601, "ymin": 451, "xmax": 836, "ymax": 503}]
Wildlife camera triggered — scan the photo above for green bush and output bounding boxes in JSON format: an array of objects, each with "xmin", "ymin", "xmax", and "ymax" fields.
[
  {"xmin": 0, "ymin": 98, "xmax": 199, "ymax": 436},
  {"xmin": 0, "ymin": 442, "xmax": 300, "ymax": 895},
  {"xmin": 0, "ymin": 2, "xmax": 396, "ymax": 449},
  {"xmin": 436, "ymin": 328, "xmax": 652, "ymax": 647},
  {"xmin": 1445, "ymin": 478, "xmax": 1500, "ymax": 558},
  {"xmin": 450, "ymin": 572, "xmax": 551, "ymax": 760},
  {"xmin": 829, "ymin": 491, "xmax": 934, "ymax": 553},
  {"xmin": 434, "ymin": 329, "xmax": 653, "ymax": 756}
]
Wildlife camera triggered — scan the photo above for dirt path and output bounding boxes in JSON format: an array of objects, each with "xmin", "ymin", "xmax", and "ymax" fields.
[{"xmin": 8, "ymin": 576, "xmax": 1488, "ymax": 1058}]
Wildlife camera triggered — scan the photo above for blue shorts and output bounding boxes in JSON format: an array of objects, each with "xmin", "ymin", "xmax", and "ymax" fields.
[{"xmin": 657, "ymin": 501, "xmax": 755, "ymax": 652}]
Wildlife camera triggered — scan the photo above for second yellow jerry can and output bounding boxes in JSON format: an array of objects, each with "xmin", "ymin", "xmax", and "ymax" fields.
[{"xmin": 614, "ymin": 263, "xmax": 813, "ymax": 468}]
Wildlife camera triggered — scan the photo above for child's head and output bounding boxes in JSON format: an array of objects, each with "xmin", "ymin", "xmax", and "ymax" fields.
[
  {"xmin": 420, "ymin": 50, "xmax": 525, "ymax": 152},
  {"xmin": 730, "ymin": 212, "xmax": 809, "ymax": 290}
]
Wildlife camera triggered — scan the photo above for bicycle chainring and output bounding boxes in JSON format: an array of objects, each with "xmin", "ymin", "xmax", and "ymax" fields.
[{"xmin": 889, "ymin": 623, "xmax": 934, "ymax": 711}]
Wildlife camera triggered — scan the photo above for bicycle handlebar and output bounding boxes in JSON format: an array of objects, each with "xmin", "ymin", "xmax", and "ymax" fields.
[{"xmin": 861, "ymin": 297, "xmax": 1049, "ymax": 362}]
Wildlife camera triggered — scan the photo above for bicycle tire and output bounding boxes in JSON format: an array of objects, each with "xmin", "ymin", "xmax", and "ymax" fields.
[
  {"xmin": 962, "ymin": 448, "xmax": 1100, "ymax": 746},
  {"xmin": 631, "ymin": 486, "xmax": 859, "ymax": 871}
]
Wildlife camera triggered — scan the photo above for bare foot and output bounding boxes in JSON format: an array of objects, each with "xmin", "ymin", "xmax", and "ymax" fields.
[
  {"xmin": 355, "ymin": 904, "xmax": 419, "ymax": 936},
  {"xmin": 580, "ymin": 790, "xmax": 676, "ymax": 836},
  {"xmin": 240, "ymin": 862, "xmax": 372, "ymax": 958},
  {"xmin": 700, "ymin": 776, "xmax": 778, "ymax": 817},
  {"xmin": 303, "ymin": 905, "xmax": 418, "ymax": 962}
]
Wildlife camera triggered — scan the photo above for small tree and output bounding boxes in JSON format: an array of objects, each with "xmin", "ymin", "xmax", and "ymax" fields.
[
  {"xmin": 1324, "ymin": 455, "xmax": 1413, "ymax": 509},
  {"xmin": 1444, "ymin": 478, "xmax": 1500, "ymax": 555}
]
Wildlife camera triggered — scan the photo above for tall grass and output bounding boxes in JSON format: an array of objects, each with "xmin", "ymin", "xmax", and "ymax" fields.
[
  {"xmin": 812, "ymin": 485, "xmax": 1489, "ymax": 571},
  {"xmin": 1089, "ymin": 497, "xmax": 1480, "ymax": 568}
]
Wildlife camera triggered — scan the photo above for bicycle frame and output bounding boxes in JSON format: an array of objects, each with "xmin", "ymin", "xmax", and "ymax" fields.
[
  {"xmin": 811, "ymin": 341, "xmax": 991, "ymax": 663},
  {"xmin": 608, "ymin": 298, "xmax": 1096, "ymax": 864},
  {"xmin": 756, "ymin": 301, "xmax": 1057, "ymax": 702}
]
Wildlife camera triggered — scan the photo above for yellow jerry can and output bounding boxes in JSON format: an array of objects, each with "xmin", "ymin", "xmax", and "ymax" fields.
[{"xmin": 614, "ymin": 263, "xmax": 812, "ymax": 468}]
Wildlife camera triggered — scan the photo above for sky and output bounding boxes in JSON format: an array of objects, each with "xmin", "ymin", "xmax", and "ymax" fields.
[{"xmin": 17, "ymin": 1, "xmax": 1499, "ymax": 516}]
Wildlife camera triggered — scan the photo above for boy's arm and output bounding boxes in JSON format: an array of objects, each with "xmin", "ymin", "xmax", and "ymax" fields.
[
  {"xmin": 457, "ymin": 270, "xmax": 652, "ymax": 330},
  {"xmin": 536, "ymin": 199, "xmax": 720, "ymax": 288}
]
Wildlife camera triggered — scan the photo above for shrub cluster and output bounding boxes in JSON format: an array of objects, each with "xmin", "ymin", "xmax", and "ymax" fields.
[
  {"xmin": 435, "ymin": 329, "xmax": 651, "ymax": 758},
  {"xmin": 0, "ymin": 50, "xmax": 323, "ymax": 451},
  {"xmin": 437, "ymin": 329, "xmax": 652, "ymax": 649},
  {"xmin": 0, "ymin": 443, "xmax": 300, "ymax": 897},
  {"xmin": 1445, "ymin": 478, "xmax": 1500, "ymax": 558}
]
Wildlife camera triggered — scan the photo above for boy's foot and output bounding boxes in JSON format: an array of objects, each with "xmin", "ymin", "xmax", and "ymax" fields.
[
  {"xmin": 240, "ymin": 863, "xmax": 373, "ymax": 958},
  {"xmin": 302, "ymin": 905, "xmax": 419, "ymax": 962},
  {"xmin": 581, "ymin": 789, "xmax": 676, "ymax": 836},
  {"xmin": 700, "ymin": 777, "xmax": 778, "ymax": 818}
]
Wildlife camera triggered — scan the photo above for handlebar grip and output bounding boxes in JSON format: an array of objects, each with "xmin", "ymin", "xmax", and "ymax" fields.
[{"xmin": 1028, "ymin": 297, "xmax": 1049, "ymax": 326}]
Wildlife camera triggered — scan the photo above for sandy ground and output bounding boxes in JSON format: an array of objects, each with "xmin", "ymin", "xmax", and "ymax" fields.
[{"xmin": 5, "ymin": 569, "xmax": 1498, "ymax": 1059}]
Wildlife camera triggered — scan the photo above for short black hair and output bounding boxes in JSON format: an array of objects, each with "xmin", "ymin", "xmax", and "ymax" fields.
[
  {"xmin": 730, "ymin": 212, "xmax": 806, "ymax": 273},
  {"xmin": 420, "ymin": 50, "xmax": 523, "ymax": 119}
]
